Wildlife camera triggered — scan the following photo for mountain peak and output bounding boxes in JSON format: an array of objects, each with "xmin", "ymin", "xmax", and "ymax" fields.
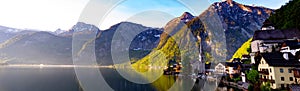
[
  {"xmin": 221, "ymin": 0, "xmax": 234, "ymax": 6},
  {"xmin": 0, "ymin": 25, "xmax": 22, "ymax": 33},
  {"xmin": 54, "ymin": 28, "xmax": 66, "ymax": 35},
  {"xmin": 180, "ymin": 12, "xmax": 194, "ymax": 23},
  {"xmin": 107, "ymin": 21, "xmax": 149, "ymax": 31},
  {"xmin": 70, "ymin": 22, "xmax": 100, "ymax": 32},
  {"xmin": 222, "ymin": 0, "xmax": 234, "ymax": 7}
]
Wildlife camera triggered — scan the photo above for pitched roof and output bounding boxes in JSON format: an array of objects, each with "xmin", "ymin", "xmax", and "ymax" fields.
[
  {"xmin": 261, "ymin": 19, "xmax": 274, "ymax": 28},
  {"xmin": 290, "ymin": 84, "xmax": 300, "ymax": 90},
  {"xmin": 226, "ymin": 62, "xmax": 242, "ymax": 68},
  {"xmin": 284, "ymin": 39, "xmax": 300, "ymax": 49},
  {"xmin": 261, "ymin": 52, "xmax": 300, "ymax": 67},
  {"xmin": 253, "ymin": 29, "xmax": 300, "ymax": 41}
]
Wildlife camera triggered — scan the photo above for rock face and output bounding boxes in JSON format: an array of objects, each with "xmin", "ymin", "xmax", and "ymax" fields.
[
  {"xmin": 95, "ymin": 22, "xmax": 163, "ymax": 65},
  {"xmin": 200, "ymin": 1, "xmax": 273, "ymax": 60},
  {"xmin": 161, "ymin": 1, "xmax": 273, "ymax": 61}
]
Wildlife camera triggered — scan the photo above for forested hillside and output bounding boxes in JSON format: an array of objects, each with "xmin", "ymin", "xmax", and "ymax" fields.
[{"xmin": 269, "ymin": 0, "xmax": 300, "ymax": 29}]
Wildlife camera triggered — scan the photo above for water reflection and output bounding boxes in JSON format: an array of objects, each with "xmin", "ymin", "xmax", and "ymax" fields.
[
  {"xmin": 0, "ymin": 67, "xmax": 237, "ymax": 91},
  {"xmin": 0, "ymin": 67, "xmax": 80, "ymax": 91}
]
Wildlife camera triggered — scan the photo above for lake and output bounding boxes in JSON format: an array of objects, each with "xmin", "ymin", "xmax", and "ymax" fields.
[{"xmin": 0, "ymin": 66, "xmax": 236, "ymax": 91}]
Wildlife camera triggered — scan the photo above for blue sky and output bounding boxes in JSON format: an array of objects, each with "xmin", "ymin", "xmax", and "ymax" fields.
[
  {"xmin": 0, "ymin": 0, "xmax": 290, "ymax": 31},
  {"xmin": 99, "ymin": 0, "xmax": 204, "ymax": 29}
]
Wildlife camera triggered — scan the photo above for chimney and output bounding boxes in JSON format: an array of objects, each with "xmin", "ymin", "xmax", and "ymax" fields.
[{"xmin": 283, "ymin": 52, "xmax": 289, "ymax": 60}]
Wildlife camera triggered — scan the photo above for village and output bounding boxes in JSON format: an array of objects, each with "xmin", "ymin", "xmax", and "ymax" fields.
[{"xmin": 163, "ymin": 20, "xmax": 300, "ymax": 90}]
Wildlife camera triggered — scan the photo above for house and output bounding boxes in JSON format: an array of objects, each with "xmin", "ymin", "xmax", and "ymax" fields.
[
  {"xmin": 258, "ymin": 52, "xmax": 300, "ymax": 89},
  {"xmin": 215, "ymin": 63, "xmax": 226, "ymax": 75},
  {"xmin": 241, "ymin": 54, "xmax": 250, "ymax": 60},
  {"xmin": 163, "ymin": 59, "xmax": 182, "ymax": 75},
  {"xmin": 251, "ymin": 20, "xmax": 300, "ymax": 55},
  {"xmin": 250, "ymin": 28, "xmax": 300, "ymax": 64},
  {"xmin": 226, "ymin": 62, "xmax": 242, "ymax": 78},
  {"xmin": 281, "ymin": 39, "xmax": 300, "ymax": 56},
  {"xmin": 205, "ymin": 62, "xmax": 215, "ymax": 75},
  {"xmin": 261, "ymin": 19, "xmax": 275, "ymax": 30},
  {"xmin": 251, "ymin": 29, "xmax": 300, "ymax": 53}
]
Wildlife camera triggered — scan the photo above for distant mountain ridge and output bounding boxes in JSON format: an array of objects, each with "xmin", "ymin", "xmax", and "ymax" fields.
[
  {"xmin": 0, "ymin": 26, "xmax": 24, "ymax": 43},
  {"xmin": 0, "ymin": 31, "xmax": 72, "ymax": 64},
  {"xmin": 0, "ymin": 0, "xmax": 274, "ymax": 64},
  {"xmin": 0, "ymin": 22, "xmax": 162, "ymax": 65}
]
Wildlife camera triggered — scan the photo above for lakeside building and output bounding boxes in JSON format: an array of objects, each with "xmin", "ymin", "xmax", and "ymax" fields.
[{"xmin": 258, "ymin": 52, "xmax": 300, "ymax": 89}]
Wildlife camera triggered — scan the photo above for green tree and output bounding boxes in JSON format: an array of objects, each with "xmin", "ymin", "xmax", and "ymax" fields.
[
  {"xmin": 269, "ymin": 0, "xmax": 300, "ymax": 30},
  {"xmin": 246, "ymin": 69, "xmax": 259, "ymax": 84},
  {"xmin": 248, "ymin": 85, "xmax": 254, "ymax": 91},
  {"xmin": 260, "ymin": 82, "xmax": 271, "ymax": 91},
  {"xmin": 232, "ymin": 77, "xmax": 242, "ymax": 82}
]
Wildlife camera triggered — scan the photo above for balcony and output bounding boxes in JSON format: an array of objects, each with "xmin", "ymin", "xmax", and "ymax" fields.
[
  {"xmin": 292, "ymin": 69, "xmax": 300, "ymax": 78},
  {"xmin": 259, "ymin": 70, "xmax": 269, "ymax": 75},
  {"xmin": 294, "ymin": 73, "xmax": 300, "ymax": 78},
  {"xmin": 260, "ymin": 78, "xmax": 275, "ymax": 83}
]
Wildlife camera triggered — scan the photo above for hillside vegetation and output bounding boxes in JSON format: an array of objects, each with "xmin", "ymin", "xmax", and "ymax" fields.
[
  {"xmin": 231, "ymin": 38, "xmax": 252, "ymax": 60},
  {"xmin": 269, "ymin": 0, "xmax": 300, "ymax": 30}
]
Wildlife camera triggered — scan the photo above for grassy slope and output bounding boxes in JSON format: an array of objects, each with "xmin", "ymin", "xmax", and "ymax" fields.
[{"xmin": 231, "ymin": 38, "xmax": 252, "ymax": 60}]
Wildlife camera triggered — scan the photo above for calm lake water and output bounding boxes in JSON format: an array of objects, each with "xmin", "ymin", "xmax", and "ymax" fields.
[{"xmin": 0, "ymin": 67, "xmax": 236, "ymax": 91}]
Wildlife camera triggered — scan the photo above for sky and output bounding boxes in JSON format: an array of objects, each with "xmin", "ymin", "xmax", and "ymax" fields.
[{"xmin": 0, "ymin": 0, "xmax": 291, "ymax": 31}]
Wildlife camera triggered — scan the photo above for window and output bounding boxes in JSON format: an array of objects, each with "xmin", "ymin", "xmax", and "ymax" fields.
[
  {"xmin": 281, "ymin": 77, "xmax": 285, "ymax": 81},
  {"xmin": 281, "ymin": 84, "xmax": 285, "ymax": 88},
  {"xmin": 290, "ymin": 77, "xmax": 293, "ymax": 81},
  {"xmin": 270, "ymin": 68, "xmax": 272, "ymax": 73},
  {"xmin": 260, "ymin": 75, "xmax": 262, "ymax": 78},
  {"xmin": 271, "ymin": 83, "xmax": 274, "ymax": 86},
  {"xmin": 288, "ymin": 69, "xmax": 292, "ymax": 73},
  {"xmin": 280, "ymin": 68, "xmax": 284, "ymax": 73},
  {"xmin": 270, "ymin": 76, "xmax": 273, "ymax": 80}
]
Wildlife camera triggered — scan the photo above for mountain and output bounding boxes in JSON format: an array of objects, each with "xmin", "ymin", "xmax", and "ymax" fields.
[
  {"xmin": 0, "ymin": 31, "xmax": 72, "ymax": 64},
  {"xmin": 0, "ymin": 26, "xmax": 23, "ymax": 43},
  {"xmin": 0, "ymin": 22, "xmax": 162, "ymax": 65},
  {"xmin": 200, "ymin": 0, "xmax": 273, "ymax": 60},
  {"xmin": 0, "ymin": 0, "xmax": 273, "ymax": 65},
  {"xmin": 94, "ymin": 22, "xmax": 163, "ymax": 65},
  {"xmin": 180, "ymin": 12, "xmax": 195, "ymax": 23},
  {"xmin": 0, "ymin": 22, "xmax": 103, "ymax": 64},
  {"xmin": 134, "ymin": 0, "xmax": 273, "ymax": 68},
  {"xmin": 57, "ymin": 22, "xmax": 101, "ymax": 37},
  {"xmin": 53, "ymin": 28, "xmax": 66, "ymax": 35}
]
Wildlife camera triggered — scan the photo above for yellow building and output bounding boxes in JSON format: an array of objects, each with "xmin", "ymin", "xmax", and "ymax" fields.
[{"xmin": 258, "ymin": 52, "xmax": 300, "ymax": 89}]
